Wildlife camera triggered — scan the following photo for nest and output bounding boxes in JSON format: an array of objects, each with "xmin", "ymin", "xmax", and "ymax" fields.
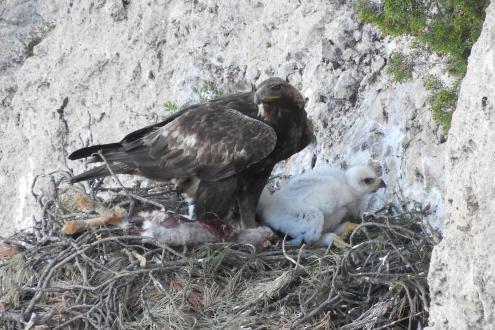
[{"xmin": 0, "ymin": 170, "xmax": 438, "ymax": 329}]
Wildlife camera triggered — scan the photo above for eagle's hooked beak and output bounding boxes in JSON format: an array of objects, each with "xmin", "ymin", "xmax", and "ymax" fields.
[{"xmin": 254, "ymin": 86, "xmax": 280, "ymax": 104}]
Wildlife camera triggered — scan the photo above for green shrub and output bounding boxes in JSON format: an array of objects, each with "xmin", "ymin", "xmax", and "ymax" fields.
[
  {"xmin": 358, "ymin": 0, "xmax": 489, "ymax": 132},
  {"xmin": 357, "ymin": 0, "xmax": 427, "ymax": 35},
  {"xmin": 422, "ymin": 0, "xmax": 488, "ymax": 76},
  {"xmin": 192, "ymin": 80, "xmax": 225, "ymax": 103},
  {"xmin": 423, "ymin": 75, "xmax": 457, "ymax": 133},
  {"xmin": 424, "ymin": 75, "xmax": 442, "ymax": 91},
  {"xmin": 358, "ymin": 0, "xmax": 489, "ymax": 77},
  {"xmin": 387, "ymin": 52, "xmax": 413, "ymax": 83},
  {"xmin": 162, "ymin": 80, "xmax": 227, "ymax": 116},
  {"xmin": 429, "ymin": 88, "xmax": 456, "ymax": 133},
  {"xmin": 163, "ymin": 100, "xmax": 178, "ymax": 111}
]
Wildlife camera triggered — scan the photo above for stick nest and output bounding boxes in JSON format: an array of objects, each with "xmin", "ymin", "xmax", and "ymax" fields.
[{"xmin": 0, "ymin": 170, "xmax": 437, "ymax": 329}]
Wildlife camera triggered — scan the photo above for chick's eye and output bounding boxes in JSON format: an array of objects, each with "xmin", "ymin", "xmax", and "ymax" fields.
[{"xmin": 363, "ymin": 178, "xmax": 374, "ymax": 184}]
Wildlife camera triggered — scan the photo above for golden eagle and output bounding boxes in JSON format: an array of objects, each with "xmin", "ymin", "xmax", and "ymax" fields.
[{"xmin": 69, "ymin": 77, "xmax": 313, "ymax": 227}]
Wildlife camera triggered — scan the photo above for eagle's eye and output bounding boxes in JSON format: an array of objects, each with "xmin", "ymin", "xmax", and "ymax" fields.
[
  {"xmin": 271, "ymin": 84, "xmax": 282, "ymax": 91},
  {"xmin": 363, "ymin": 178, "xmax": 374, "ymax": 184}
]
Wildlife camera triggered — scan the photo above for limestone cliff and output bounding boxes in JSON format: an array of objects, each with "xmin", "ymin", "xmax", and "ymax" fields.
[
  {"xmin": 7, "ymin": 0, "xmax": 495, "ymax": 328},
  {"xmin": 428, "ymin": 1, "xmax": 495, "ymax": 328},
  {"xmin": 0, "ymin": 0, "xmax": 446, "ymax": 235}
]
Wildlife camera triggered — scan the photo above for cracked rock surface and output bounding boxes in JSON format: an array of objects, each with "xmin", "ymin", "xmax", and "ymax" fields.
[
  {"xmin": 1, "ymin": 0, "xmax": 446, "ymax": 235},
  {"xmin": 428, "ymin": 2, "xmax": 495, "ymax": 329}
]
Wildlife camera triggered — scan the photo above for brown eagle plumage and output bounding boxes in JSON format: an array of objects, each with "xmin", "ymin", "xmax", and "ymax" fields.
[{"xmin": 69, "ymin": 77, "xmax": 313, "ymax": 227}]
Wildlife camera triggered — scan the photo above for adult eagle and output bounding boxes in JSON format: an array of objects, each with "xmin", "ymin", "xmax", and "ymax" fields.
[{"xmin": 69, "ymin": 77, "xmax": 313, "ymax": 227}]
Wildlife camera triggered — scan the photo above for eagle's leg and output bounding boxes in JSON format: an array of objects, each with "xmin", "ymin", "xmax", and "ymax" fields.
[
  {"xmin": 193, "ymin": 178, "xmax": 237, "ymax": 220},
  {"xmin": 238, "ymin": 197, "xmax": 258, "ymax": 228},
  {"xmin": 237, "ymin": 175, "xmax": 269, "ymax": 228}
]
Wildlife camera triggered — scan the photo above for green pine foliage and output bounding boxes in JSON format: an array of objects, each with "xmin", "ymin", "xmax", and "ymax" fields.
[{"xmin": 357, "ymin": 0, "xmax": 489, "ymax": 132}]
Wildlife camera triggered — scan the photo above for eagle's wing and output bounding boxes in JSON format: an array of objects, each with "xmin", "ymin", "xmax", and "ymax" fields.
[
  {"xmin": 117, "ymin": 107, "xmax": 277, "ymax": 181},
  {"xmin": 120, "ymin": 92, "xmax": 257, "ymax": 144}
]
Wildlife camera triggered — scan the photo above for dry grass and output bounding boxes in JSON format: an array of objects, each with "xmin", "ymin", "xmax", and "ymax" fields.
[{"xmin": 0, "ymin": 170, "xmax": 437, "ymax": 329}]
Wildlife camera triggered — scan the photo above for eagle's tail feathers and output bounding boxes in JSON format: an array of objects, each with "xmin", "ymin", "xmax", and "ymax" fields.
[
  {"xmin": 87, "ymin": 151, "xmax": 131, "ymax": 164},
  {"xmin": 69, "ymin": 163, "xmax": 134, "ymax": 183},
  {"xmin": 68, "ymin": 143, "xmax": 122, "ymax": 160}
]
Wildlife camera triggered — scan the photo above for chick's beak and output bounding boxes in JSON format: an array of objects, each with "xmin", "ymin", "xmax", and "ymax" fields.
[{"xmin": 371, "ymin": 177, "xmax": 387, "ymax": 192}]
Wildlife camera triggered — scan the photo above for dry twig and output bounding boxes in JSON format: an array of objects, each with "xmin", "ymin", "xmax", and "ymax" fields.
[{"xmin": 0, "ymin": 171, "xmax": 434, "ymax": 329}]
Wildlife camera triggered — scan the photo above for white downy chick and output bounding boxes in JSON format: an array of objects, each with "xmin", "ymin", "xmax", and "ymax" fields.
[{"xmin": 257, "ymin": 165, "xmax": 386, "ymax": 247}]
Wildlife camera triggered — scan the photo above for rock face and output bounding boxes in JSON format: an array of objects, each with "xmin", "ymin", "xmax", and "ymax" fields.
[
  {"xmin": 428, "ymin": 2, "xmax": 495, "ymax": 329},
  {"xmin": 0, "ymin": 0, "xmax": 446, "ymax": 234},
  {"xmin": 0, "ymin": 0, "xmax": 59, "ymax": 233}
]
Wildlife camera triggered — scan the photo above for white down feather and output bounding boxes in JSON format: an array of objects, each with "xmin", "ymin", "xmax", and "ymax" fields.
[{"xmin": 257, "ymin": 165, "xmax": 384, "ymax": 246}]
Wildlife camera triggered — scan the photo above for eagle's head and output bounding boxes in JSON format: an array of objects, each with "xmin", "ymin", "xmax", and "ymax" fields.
[
  {"xmin": 345, "ymin": 165, "xmax": 387, "ymax": 194},
  {"xmin": 254, "ymin": 78, "xmax": 305, "ymax": 118}
]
